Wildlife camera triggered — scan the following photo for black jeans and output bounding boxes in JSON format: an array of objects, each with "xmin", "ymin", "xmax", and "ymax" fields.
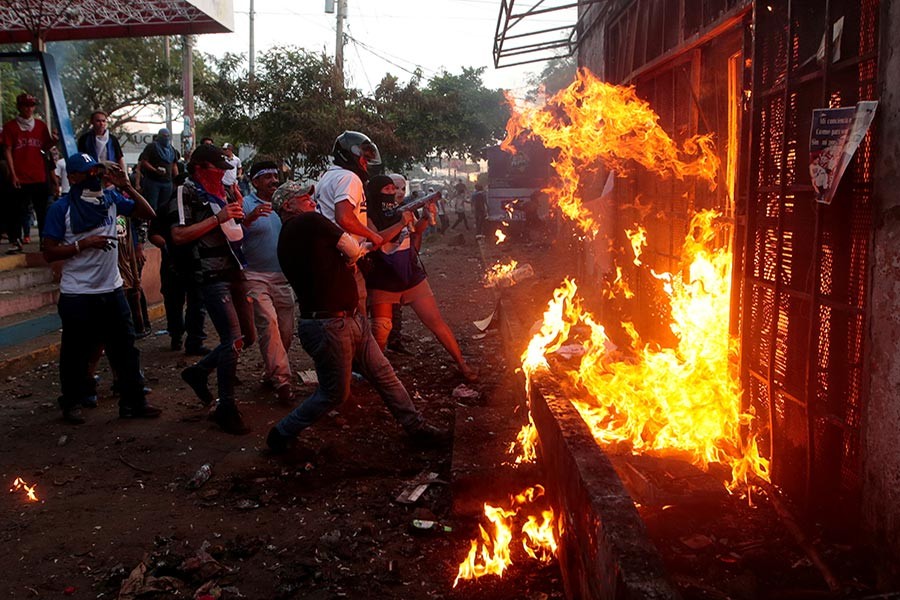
[
  {"xmin": 6, "ymin": 183, "xmax": 46, "ymax": 244},
  {"xmin": 57, "ymin": 289, "xmax": 146, "ymax": 410},
  {"xmin": 160, "ymin": 250, "xmax": 207, "ymax": 349}
]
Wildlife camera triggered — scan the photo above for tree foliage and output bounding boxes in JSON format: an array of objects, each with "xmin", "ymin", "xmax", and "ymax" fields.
[
  {"xmin": 524, "ymin": 55, "xmax": 577, "ymax": 103},
  {"xmin": 197, "ymin": 46, "xmax": 510, "ymax": 178}
]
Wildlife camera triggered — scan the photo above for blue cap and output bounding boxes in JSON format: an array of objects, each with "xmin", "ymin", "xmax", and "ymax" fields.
[{"xmin": 66, "ymin": 152, "xmax": 101, "ymax": 174}]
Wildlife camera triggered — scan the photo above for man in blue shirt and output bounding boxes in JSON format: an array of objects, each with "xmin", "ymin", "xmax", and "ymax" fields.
[
  {"xmin": 241, "ymin": 161, "xmax": 295, "ymax": 402},
  {"xmin": 42, "ymin": 153, "xmax": 162, "ymax": 424}
]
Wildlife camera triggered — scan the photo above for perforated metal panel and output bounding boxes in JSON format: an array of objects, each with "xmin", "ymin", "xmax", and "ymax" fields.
[{"xmin": 740, "ymin": 0, "xmax": 878, "ymax": 530}]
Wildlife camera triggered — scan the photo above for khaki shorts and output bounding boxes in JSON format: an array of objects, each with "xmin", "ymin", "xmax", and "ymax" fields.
[{"xmin": 369, "ymin": 279, "xmax": 433, "ymax": 306}]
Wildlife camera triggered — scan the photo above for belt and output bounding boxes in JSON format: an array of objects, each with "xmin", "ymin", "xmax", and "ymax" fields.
[{"xmin": 299, "ymin": 310, "xmax": 355, "ymax": 319}]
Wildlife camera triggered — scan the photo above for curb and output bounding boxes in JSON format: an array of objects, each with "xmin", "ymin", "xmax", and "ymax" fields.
[{"xmin": 0, "ymin": 302, "xmax": 167, "ymax": 378}]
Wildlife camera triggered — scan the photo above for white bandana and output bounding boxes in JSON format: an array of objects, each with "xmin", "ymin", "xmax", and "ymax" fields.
[{"xmin": 15, "ymin": 116, "xmax": 35, "ymax": 132}]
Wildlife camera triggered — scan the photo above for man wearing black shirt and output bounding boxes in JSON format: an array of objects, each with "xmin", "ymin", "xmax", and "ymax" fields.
[{"xmin": 266, "ymin": 182, "xmax": 446, "ymax": 452}]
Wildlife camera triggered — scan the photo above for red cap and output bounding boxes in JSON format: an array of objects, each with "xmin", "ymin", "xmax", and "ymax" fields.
[{"xmin": 16, "ymin": 93, "xmax": 37, "ymax": 107}]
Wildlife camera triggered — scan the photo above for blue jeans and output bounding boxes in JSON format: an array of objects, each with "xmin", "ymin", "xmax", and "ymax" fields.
[
  {"xmin": 276, "ymin": 313, "xmax": 423, "ymax": 437},
  {"xmin": 57, "ymin": 289, "xmax": 145, "ymax": 410},
  {"xmin": 195, "ymin": 280, "xmax": 248, "ymax": 407},
  {"xmin": 140, "ymin": 178, "xmax": 173, "ymax": 212}
]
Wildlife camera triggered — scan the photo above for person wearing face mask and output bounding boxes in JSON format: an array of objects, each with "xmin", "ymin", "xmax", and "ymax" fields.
[
  {"xmin": 2, "ymin": 92, "xmax": 56, "ymax": 253},
  {"xmin": 42, "ymin": 153, "xmax": 161, "ymax": 425},
  {"xmin": 138, "ymin": 128, "xmax": 179, "ymax": 212},
  {"xmin": 171, "ymin": 144, "xmax": 256, "ymax": 435},
  {"xmin": 240, "ymin": 160, "xmax": 296, "ymax": 403},
  {"xmin": 365, "ymin": 174, "xmax": 478, "ymax": 382}
]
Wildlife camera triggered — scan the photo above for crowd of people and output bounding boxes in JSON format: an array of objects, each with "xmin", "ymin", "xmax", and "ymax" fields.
[{"xmin": 5, "ymin": 92, "xmax": 487, "ymax": 453}]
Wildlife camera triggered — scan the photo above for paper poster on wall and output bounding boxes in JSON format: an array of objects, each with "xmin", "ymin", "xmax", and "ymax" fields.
[{"xmin": 809, "ymin": 101, "xmax": 878, "ymax": 205}]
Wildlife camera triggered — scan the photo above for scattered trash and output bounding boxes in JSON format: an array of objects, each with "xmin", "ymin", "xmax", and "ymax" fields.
[
  {"xmin": 235, "ymin": 499, "xmax": 259, "ymax": 511},
  {"xmin": 63, "ymin": 586, "xmax": 76, "ymax": 595},
  {"xmin": 395, "ymin": 471, "xmax": 443, "ymax": 504},
  {"xmin": 298, "ymin": 370, "xmax": 318, "ymax": 385},
  {"xmin": 554, "ymin": 344, "xmax": 586, "ymax": 359},
  {"xmin": 411, "ymin": 519, "xmax": 453, "ymax": 533},
  {"xmin": 57, "ymin": 434, "xmax": 69, "ymax": 447},
  {"xmin": 471, "ymin": 332, "xmax": 487, "ymax": 340},
  {"xmin": 681, "ymin": 533, "xmax": 713, "ymax": 550},
  {"xmin": 187, "ymin": 463, "xmax": 212, "ymax": 490},
  {"xmin": 452, "ymin": 384, "xmax": 481, "ymax": 401},
  {"xmin": 473, "ymin": 310, "xmax": 495, "ymax": 332}
]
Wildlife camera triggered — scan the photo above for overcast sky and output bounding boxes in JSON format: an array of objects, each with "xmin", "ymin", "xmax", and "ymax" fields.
[{"xmin": 195, "ymin": 0, "xmax": 577, "ymax": 99}]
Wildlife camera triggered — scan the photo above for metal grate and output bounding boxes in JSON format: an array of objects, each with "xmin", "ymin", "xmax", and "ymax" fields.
[{"xmin": 741, "ymin": 0, "xmax": 879, "ymax": 532}]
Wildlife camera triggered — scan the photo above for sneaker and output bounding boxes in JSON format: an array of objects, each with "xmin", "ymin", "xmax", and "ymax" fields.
[
  {"xmin": 119, "ymin": 404, "xmax": 163, "ymax": 419},
  {"xmin": 387, "ymin": 341, "xmax": 414, "ymax": 356},
  {"xmin": 408, "ymin": 423, "xmax": 451, "ymax": 448},
  {"xmin": 181, "ymin": 366, "xmax": 214, "ymax": 406},
  {"xmin": 184, "ymin": 345, "xmax": 212, "ymax": 357},
  {"xmin": 62, "ymin": 406, "xmax": 86, "ymax": 425},
  {"xmin": 212, "ymin": 407, "xmax": 251, "ymax": 435},
  {"xmin": 266, "ymin": 426, "xmax": 292, "ymax": 454},
  {"xmin": 22, "ymin": 236, "xmax": 30, "ymax": 244},
  {"xmin": 81, "ymin": 395, "xmax": 98, "ymax": 409}
]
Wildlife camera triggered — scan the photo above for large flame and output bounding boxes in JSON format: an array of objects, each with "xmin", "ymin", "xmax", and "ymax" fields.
[
  {"xmin": 502, "ymin": 69, "xmax": 720, "ymax": 236},
  {"xmin": 454, "ymin": 485, "xmax": 557, "ymax": 587},
  {"xmin": 521, "ymin": 212, "xmax": 770, "ymax": 490}
]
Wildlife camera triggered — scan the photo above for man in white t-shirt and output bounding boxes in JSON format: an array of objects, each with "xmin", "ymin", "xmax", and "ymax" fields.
[
  {"xmin": 221, "ymin": 143, "xmax": 242, "ymax": 187},
  {"xmin": 314, "ymin": 131, "xmax": 385, "ymax": 310},
  {"xmin": 42, "ymin": 153, "xmax": 161, "ymax": 425}
]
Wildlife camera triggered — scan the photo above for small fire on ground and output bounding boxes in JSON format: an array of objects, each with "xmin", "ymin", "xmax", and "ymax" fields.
[
  {"xmin": 453, "ymin": 485, "xmax": 558, "ymax": 587},
  {"xmin": 10, "ymin": 477, "xmax": 39, "ymax": 502}
]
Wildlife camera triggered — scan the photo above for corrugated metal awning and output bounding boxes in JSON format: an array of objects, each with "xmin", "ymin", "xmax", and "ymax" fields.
[{"xmin": 0, "ymin": 0, "xmax": 233, "ymax": 43}]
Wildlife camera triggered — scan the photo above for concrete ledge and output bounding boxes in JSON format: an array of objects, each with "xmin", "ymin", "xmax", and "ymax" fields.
[
  {"xmin": 0, "ymin": 302, "xmax": 166, "ymax": 378},
  {"xmin": 530, "ymin": 380, "xmax": 681, "ymax": 600}
]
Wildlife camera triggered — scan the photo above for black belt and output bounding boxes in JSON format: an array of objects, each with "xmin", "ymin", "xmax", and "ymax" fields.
[{"xmin": 299, "ymin": 310, "xmax": 355, "ymax": 319}]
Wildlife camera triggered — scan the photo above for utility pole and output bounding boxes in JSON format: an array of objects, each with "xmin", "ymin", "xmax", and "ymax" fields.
[
  {"xmin": 249, "ymin": 0, "xmax": 256, "ymax": 80},
  {"xmin": 182, "ymin": 34, "xmax": 195, "ymax": 156},
  {"xmin": 164, "ymin": 36, "xmax": 173, "ymax": 133},
  {"xmin": 335, "ymin": 0, "xmax": 347, "ymax": 91}
]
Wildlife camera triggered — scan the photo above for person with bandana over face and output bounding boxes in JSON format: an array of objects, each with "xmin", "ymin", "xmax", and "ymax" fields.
[
  {"xmin": 2, "ymin": 92, "xmax": 56, "ymax": 253},
  {"xmin": 42, "ymin": 153, "xmax": 161, "ymax": 425},
  {"xmin": 138, "ymin": 128, "xmax": 179, "ymax": 212},
  {"xmin": 365, "ymin": 174, "xmax": 477, "ymax": 382},
  {"xmin": 171, "ymin": 145, "xmax": 256, "ymax": 435}
]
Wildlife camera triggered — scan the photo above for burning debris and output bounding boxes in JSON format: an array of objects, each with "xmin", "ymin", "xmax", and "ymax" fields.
[
  {"xmin": 10, "ymin": 476, "xmax": 39, "ymax": 502},
  {"xmin": 494, "ymin": 229, "xmax": 507, "ymax": 244},
  {"xmin": 483, "ymin": 259, "xmax": 534, "ymax": 289},
  {"xmin": 453, "ymin": 485, "xmax": 558, "ymax": 587},
  {"xmin": 520, "ymin": 212, "xmax": 770, "ymax": 491}
]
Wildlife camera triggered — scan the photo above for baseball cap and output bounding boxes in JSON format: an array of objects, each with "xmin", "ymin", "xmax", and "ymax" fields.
[
  {"xmin": 66, "ymin": 152, "xmax": 102, "ymax": 174},
  {"xmin": 189, "ymin": 144, "xmax": 231, "ymax": 170},
  {"xmin": 16, "ymin": 93, "xmax": 37, "ymax": 107},
  {"xmin": 272, "ymin": 181, "xmax": 314, "ymax": 213}
]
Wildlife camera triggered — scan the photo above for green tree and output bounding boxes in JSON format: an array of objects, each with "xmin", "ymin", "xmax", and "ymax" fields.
[{"xmin": 524, "ymin": 55, "xmax": 576, "ymax": 103}]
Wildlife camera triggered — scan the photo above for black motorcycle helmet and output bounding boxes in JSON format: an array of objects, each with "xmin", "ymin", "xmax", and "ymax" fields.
[{"xmin": 332, "ymin": 131, "xmax": 381, "ymax": 182}]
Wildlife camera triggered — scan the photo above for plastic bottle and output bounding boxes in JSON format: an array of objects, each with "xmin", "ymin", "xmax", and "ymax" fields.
[{"xmin": 186, "ymin": 463, "xmax": 212, "ymax": 490}]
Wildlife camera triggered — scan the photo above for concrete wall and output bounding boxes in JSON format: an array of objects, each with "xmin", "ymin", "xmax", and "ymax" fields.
[{"xmin": 863, "ymin": 0, "xmax": 900, "ymax": 584}]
